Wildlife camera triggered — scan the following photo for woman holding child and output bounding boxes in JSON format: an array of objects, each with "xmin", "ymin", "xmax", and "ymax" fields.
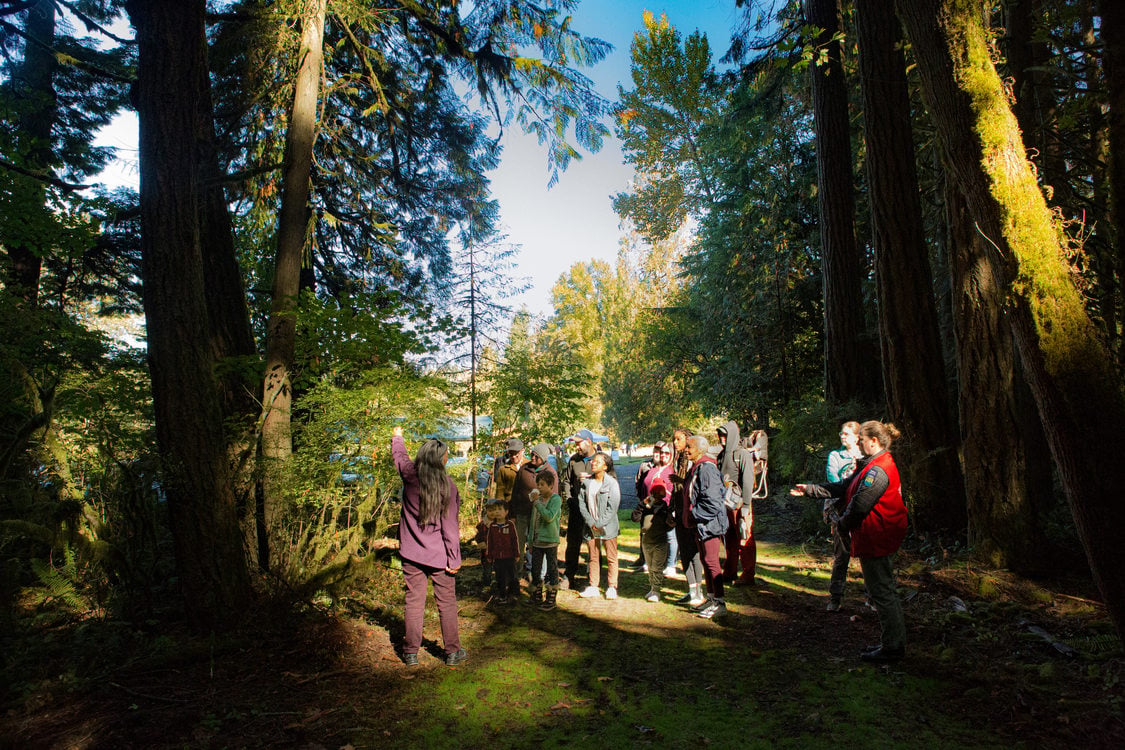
[{"xmin": 578, "ymin": 452, "xmax": 622, "ymax": 600}]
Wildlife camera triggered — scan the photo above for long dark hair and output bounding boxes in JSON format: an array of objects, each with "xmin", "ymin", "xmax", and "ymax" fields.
[{"xmin": 415, "ymin": 439, "xmax": 451, "ymax": 525}]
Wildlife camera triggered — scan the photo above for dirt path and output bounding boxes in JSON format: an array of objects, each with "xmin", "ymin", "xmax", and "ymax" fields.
[{"xmin": 4, "ymin": 500, "xmax": 1123, "ymax": 749}]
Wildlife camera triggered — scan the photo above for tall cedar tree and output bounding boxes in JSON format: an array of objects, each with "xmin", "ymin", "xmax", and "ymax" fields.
[
  {"xmin": 853, "ymin": 0, "xmax": 965, "ymax": 528},
  {"xmin": 126, "ymin": 0, "xmax": 252, "ymax": 625},
  {"xmin": 1103, "ymin": 0, "xmax": 1125, "ymax": 363},
  {"xmin": 803, "ymin": 0, "xmax": 873, "ymax": 404},
  {"xmin": 896, "ymin": 0, "xmax": 1125, "ymax": 643}
]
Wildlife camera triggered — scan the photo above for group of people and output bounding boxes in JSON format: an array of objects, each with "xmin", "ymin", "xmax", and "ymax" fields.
[{"xmin": 391, "ymin": 417, "xmax": 908, "ymax": 667}]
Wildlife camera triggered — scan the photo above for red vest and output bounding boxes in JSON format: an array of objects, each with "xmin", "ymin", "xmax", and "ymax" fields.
[{"xmin": 845, "ymin": 451, "xmax": 907, "ymax": 558}]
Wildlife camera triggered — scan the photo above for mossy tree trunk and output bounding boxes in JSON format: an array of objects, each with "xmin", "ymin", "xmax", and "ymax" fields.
[
  {"xmin": 127, "ymin": 0, "xmax": 253, "ymax": 626},
  {"xmin": 897, "ymin": 0, "xmax": 1125, "ymax": 641},
  {"xmin": 944, "ymin": 179, "xmax": 1052, "ymax": 571},
  {"xmin": 854, "ymin": 0, "xmax": 966, "ymax": 530},
  {"xmin": 803, "ymin": 0, "xmax": 875, "ymax": 405},
  {"xmin": 260, "ymin": 0, "xmax": 327, "ymax": 570}
]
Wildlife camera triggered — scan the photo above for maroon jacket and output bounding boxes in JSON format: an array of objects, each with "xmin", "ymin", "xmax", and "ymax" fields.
[
  {"xmin": 393, "ymin": 436, "xmax": 462, "ymax": 570},
  {"xmin": 485, "ymin": 520, "xmax": 519, "ymax": 561}
]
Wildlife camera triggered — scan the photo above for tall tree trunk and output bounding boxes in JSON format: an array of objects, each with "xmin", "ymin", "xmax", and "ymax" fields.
[
  {"xmin": 1, "ymin": 0, "xmax": 57, "ymax": 305},
  {"xmin": 1100, "ymin": 0, "xmax": 1125, "ymax": 359},
  {"xmin": 803, "ymin": 0, "xmax": 873, "ymax": 404},
  {"xmin": 897, "ymin": 0, "xmax": 1125, "ymax": 642},
  {"xmin": 260, "ymin": 0, "xmax": 326, "ymax": 567},
  {"xmin": 854, "ymin": 0, "xmax": 966, "ymax": 530},
  {"xmin": 127, "ymin": 0, "xmax": 252, "ymax": 626},
  {"xmin": 944, "ymin": 177, "xmax": 1052, "ymax": 570}
]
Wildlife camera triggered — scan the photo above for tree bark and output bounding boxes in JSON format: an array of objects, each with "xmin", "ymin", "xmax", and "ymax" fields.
[
  {"xmin": 854, "ymin": 0, "xmax": 966, "ymax": 530},
  {"xmin": 260, "ymin": 0, "xmax": 326, "ymax": 566},
  {"xmin": 944, "ymin": 177, "xmax": 1052, "ymax": 570},
  {"xmin": 1101, "ymin": 0, "xmax": 1125, "ymax": 361},
  {"xmin": 897, "ymin": 0, "xmax": 1125, "ymax": 642},
  {"xmin": 803, "ymin": 0, "xmax": 874, "ymax": 404},
  {"xmin": 127, "ymin": 0, "xmax": 252, "ymax": 626}
]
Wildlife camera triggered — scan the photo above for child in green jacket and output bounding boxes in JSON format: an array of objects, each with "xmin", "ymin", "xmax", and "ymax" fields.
[{"xmin": 529, "ymin": 472, "xmax": 562, "ymax": 610}]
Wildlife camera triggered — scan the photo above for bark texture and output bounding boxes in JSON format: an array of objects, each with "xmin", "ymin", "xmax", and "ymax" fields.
[
  {"xmin": 898, "ymin": 0, "xmax": 1125, "ymax": 641},
  {"xmin": 803, "ymin": 0, "xmax": 873, "ymax": 404},
  {"xmin": 127, "ymin": 0, "xmax": 252, "ymax": 625},
  {"xmin": 855, "ymin": 0, "xmax": 966, "ymax": 529},
  {"xmin": 260, "ymin": 0, "xmax": 327, "ymax": 567},
  {"xmin": 945, "ymin": 180, "xmax": 1051, "ymax": 570}
]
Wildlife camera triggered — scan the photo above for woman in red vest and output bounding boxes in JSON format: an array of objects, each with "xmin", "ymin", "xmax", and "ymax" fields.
[{"xmin": 791, "ymin": 421, "xmax": 908, "ymax": 662}]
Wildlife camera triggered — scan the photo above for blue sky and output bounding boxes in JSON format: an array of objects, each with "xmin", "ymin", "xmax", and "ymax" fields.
[
  {"xmin": 496, "ymin": 0, "xmax": 741, "ymax": 317},
  {"xmin": 91, "ymin": 2, "xmax": 742, "ymax": 317}
]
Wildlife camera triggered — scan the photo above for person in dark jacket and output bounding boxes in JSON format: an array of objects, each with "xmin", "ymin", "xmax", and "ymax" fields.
[
  {"xmin": 669, "ymin": 428, "xmax": 704, "ymax": 606},
  {"xmin": 391, "ymin": 426, "xmax": 466, "ymax": 667},
  {"xmin": 791, "ymin": 421, "xmax": 908, "ymax": 662},
  {"xmin": 685, "ymin": 434, "xmax": 730, "ymax": 619},
  {"xmin": 716, "ymin": 421, "xmax": 761, "ymax": 586}
]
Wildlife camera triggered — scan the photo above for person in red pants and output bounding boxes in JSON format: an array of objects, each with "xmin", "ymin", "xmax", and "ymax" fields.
[{"xmin": 684, "ymin": 435, "xmax": 729, "ymax": 619}]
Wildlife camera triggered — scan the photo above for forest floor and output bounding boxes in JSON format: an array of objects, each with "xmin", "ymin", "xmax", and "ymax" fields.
[{"xmin": 3, "ymin": 495, "xmax": 1124, "ymax": 749}]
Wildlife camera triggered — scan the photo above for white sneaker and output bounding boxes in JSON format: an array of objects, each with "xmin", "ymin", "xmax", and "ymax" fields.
[
  {"xmin": 663, "ymin": 566, "xmax": 677, "ymax": 577},
  {"xmin": 688, "ymin": 596, "xmax": 705, "ymax": 607},
  {"xmin": 645, "ymin": 590, "xmax": 659, "ymax": 602},
  {"xmin": 605, "ymin": 587, "xmax": 617, "ymax": 600},
  {"xmin": 579, "ymin": 586, "xmax": 600, "ymax": 598}
]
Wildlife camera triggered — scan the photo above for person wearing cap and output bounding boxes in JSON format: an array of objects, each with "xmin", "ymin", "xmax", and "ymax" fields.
[
  {"xmin": 488, "ymin": 438, "xmax": 524, "ymax": 504},
  {"xmin": 511, "ymin": 442, "xmax": 559, "ymax": 591},
  {"xmin": 560, "ymin": 430, "xmax": 597, "ymax": 588}
]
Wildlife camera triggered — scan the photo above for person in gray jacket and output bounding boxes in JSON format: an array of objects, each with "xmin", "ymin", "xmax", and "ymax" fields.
[{"xmin": 577, "ymin": 452, "xmax": 621, "ymax": 600}]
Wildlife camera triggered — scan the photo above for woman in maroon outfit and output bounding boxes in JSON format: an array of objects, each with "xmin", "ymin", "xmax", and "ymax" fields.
[{"xmin": 392, "ymin": 425, "xmax": 467, "ymax": 667}]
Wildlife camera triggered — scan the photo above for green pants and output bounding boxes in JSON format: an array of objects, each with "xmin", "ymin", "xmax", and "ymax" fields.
[{"xmin": 859, "ymin": 554, "xmax": 906, "ymax": 649}]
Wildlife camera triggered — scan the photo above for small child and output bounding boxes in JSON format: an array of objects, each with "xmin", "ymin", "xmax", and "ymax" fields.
[
  {"xmin": 639, "ymin": 479, "xmax": 673, "ymax": 602},
  {"xmin": 528, "ymin": 472, "xmax": 562, "ymax": 610},
  {"xmin": 474, "ymin": 504, "xmax": 492, "ymax": 597},
  {"xmin": 485, "ymin": 500, "xmax": 519, "ymax": 603}
]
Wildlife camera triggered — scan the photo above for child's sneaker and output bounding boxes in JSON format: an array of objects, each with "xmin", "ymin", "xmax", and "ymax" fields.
[
  {"xmin": 605, "ymin": 587, "xmax": 618, "ymax": 600},
  {"xmin": 579, "ymin": 586, "xmax": 600, "ymax": 598},
  {"xmin": 645, "ymin": 590, "xmax": 660, "ymax": 602}
]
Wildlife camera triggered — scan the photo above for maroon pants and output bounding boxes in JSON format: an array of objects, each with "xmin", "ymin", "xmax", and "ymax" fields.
[
  {"xmin": 699, "ymin": 535, "xmax": 725, "ymax": 600},
  {"xmin": 402, "ymin": 558, "xmax": 461, "ymax": 656},
  {"xmin": 722, "ymin": 507, "xmax": 757, "ymax": 582}
]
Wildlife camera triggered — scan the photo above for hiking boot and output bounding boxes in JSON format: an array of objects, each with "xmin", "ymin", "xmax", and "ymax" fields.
[
  {"xmin": 402, "ymin": 652, "xmax": 418, "ymax": 666},
  {"xmin": 826, "ymin": 597, "xmax": 842, "ymax": 612},
  {"xmin": 605, "ymin": 586, "xmax": 618, "ymax": 600},
  {"xmin": 540, "ymin": 587, "xmax": 558, "ymax": 611},
  {"xmin": 528, "ymin": 584, "xmax": 543, "ymax": 606},
  {"xmin": 445, "ymin": 648, "xmax": 469, "ymax": 666},
  {"xmin": 579, "ymin": 586, "xmax": 601, "ymax": 598}
]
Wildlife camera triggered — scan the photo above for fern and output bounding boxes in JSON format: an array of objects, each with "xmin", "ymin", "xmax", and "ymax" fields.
[{"xmin": 30, "ymin": 546, "xmax": 86, "ymax": 611}]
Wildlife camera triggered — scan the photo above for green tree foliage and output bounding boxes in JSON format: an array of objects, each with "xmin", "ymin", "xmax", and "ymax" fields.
[
  {"xmin": 612, "ymin": 11, "xmax": 722, "ymax": 241},
  {"xmin": 486, "ymin": 310, "xmax": 586, "ymax": 446}
]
